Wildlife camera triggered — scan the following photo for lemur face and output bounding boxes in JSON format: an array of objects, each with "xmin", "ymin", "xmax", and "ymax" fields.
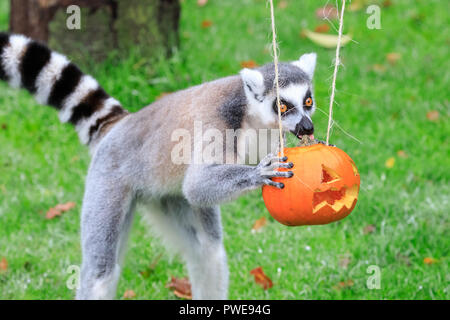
[{"xmin": 240, "ymin": 53, "xmax": 317, "ymax": 138}]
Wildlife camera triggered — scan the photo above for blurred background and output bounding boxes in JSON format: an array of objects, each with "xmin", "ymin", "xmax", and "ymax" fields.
[{"xmin": 0, "ymin": 0, "xmax": 448, "ymax": 299}]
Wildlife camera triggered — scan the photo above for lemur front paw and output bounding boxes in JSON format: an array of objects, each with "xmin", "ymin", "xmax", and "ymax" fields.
[{"xmin": 256, "ymin": 153, "xmax": 293, "ymax": 189}]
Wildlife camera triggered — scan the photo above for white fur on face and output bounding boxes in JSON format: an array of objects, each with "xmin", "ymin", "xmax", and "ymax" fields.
[
  {"xmin": 292, "ymin": 53, "xmax": 317, "ymax": 79},
  {"xmin": 245, "ymin": 82, "xmax": 314, "ymax": 133},
  {"xmin": 278, "ymin": 83, "xmax": 310, "ymax": 132}
]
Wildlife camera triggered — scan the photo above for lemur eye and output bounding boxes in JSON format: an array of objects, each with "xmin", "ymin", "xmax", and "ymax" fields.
[
  {"xmin": 280, "ymin": 104, "xmax": 287, "ymax": 113},
  {"xmin": 305, "ymin": 97, "xmax": 313, "ymax": 107}
]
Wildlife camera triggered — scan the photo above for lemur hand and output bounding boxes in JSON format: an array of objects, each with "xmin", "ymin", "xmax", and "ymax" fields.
[{"xmin": 256, "ymin": 153, "xmax": 293, "ymax": 189}]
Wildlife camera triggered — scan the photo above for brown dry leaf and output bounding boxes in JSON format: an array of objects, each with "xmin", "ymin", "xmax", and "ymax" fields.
[
  {"xmin": 386, "ymin": 52, "xmax": 401, "ymax": 65},
  {"xmin": 123, "ymin": 289, "xmax": 136, "ymax": 299},
  {"xmin": 363, "ymin": 224, "xmax": 376, "ymax": 234},
  {"xmin": 277, "ymin": 0, "xmax": 288, "ymax": 9},
  {"xmin": 250, "ymin": 267, "xmax": 273, "ymax": 290},
  {"xmin": 314, "ymin": 23, "xmax": 330, "ymax": 33},
  {"xmin": 55, "ymin": 202, "xmax": 76, "ymax": 212},
  {"xmin": 423, "ymin": 257, "xmax": 438, "ymax": 265},
  {"xmin": 385, "ymin": 157, "xmax": 395, "ymax": 169},
  {"xmin": 197, "ymin": 0, "xmax": 208, "ymax": 7},
  {"xmin": 426, "ymin": 110, "xmax": 439, "ymax": 121},
  {"xmin": 315, "ymin": 5, "xmax": 339, "ymax": 20},
  {"xmin": 240, "ymin": 60, "xmax": 258, "ymax": 69},
  {"xmin": 0, "ymin": 257, "xmax": 7, "ymax": 272},
  {"xmin": 1, "ymin": 123, "xmax": 7, "ymax": 130},
  {"xmin": 303, "ymin": 29, "xmax": 352, "ymax": 49},
  {"xmin": 333, "ymin": 279, "xmax": 354, "ymax": 290},
  {"xmin": 348, "ymin": 0, "xmax": 364, "ymax": 12},
  {"xmin": 397, "ymin": 150, "xmax": 408, "ymax": 158},
  {"xmin": 252, "ymin": 217, "xmax": 267, "ymax": 232},
  {"xmin": 166, "ymin": 276, "xmax": 192, "ymax": 300},
  {"xmin": 45, "ymin": 202, "xmax": 76, "ymax": 219},
  {"xmin": 383, "ymin": 0, "xmax": 393, "ymax": 8},
  {"xmin": 201, "ymin": 20, "xmax": 213, "ymax": 28},
  {"xmin": 339, "ymin": 256, "xmax": 351, "ymax": 269},
  {"xmin": 371, "ymin": 64, "xmax": 387, "ymax": 73}
]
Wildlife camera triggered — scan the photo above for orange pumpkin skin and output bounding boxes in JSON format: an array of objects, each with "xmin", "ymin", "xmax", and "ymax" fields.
[{"xmin": 262, "ymin": 144, "xmax": 360, "ymax": 226}]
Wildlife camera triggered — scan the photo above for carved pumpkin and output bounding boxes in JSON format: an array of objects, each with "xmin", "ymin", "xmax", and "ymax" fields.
[{"xmin": 262, "ymin": 144, "xmax": 360, "ymax": 226}]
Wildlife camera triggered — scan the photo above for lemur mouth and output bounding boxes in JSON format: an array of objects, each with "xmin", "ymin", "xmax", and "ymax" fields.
[{"xmin": 291, "ymin": 131, "xmax": 315, "ymax": 140}]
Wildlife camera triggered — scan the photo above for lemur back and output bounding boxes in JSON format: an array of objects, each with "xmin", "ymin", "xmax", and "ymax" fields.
[{"xmin": 0, "ymin": 33, "xmax": 128, "ymax": 146}]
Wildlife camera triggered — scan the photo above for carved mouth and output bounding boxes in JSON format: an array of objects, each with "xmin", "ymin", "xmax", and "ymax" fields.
[{"xmin": 312, "ymin": 164, "xmax": 359, "ymax": 214}]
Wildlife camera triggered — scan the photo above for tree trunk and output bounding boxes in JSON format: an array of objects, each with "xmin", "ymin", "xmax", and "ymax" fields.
[{"xmin": 9, "ymin": 0, "xmax": 180, "ymax": 63}]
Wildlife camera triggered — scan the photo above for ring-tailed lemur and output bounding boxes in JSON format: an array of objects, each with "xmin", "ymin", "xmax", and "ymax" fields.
[{"xmin": 0, "ymin": 32, "xmax": 317, "ymax": 299}]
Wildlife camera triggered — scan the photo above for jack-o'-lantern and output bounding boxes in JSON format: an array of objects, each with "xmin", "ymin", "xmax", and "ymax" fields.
[{"xmin": 262, "ymin": 144, "xmax": 360, "ymax": 226}]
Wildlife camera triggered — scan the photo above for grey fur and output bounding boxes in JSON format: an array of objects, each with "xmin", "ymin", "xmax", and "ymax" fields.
[
  {"xmin": 258, "ymin": 62, "xmax": 310, "ymax": 95},
  {"xmin": 0, "ymin": 34, "xmax": 317, "ymax": 299}
]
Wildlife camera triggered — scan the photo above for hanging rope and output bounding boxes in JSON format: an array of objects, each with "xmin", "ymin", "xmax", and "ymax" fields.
[
  {"xmin": 269, "ymin": 0, "xmax": 347, "ymax": 148},
  {"xmin": 326, "ymin": 0, "xmax": 346, "ymax": 145},
  {"xmin": 268, "ymin": 0, "xmax": 285, "ymax": 157}
]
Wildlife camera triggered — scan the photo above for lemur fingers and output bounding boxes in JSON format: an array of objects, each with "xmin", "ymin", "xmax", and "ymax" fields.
[{"xmin": 263, "ymin": 179, "xmax": 285, "ymax": 189}]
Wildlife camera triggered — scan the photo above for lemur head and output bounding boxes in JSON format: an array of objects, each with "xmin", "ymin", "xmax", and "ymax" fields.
[{"xmin": 240, "ymin": 53, "xmax": 317, "ymax": 138}]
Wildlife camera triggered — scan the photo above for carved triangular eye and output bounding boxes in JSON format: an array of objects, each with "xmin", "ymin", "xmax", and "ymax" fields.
[{"xmin": 321, "ymin": 165, "xmax": 341, "ymax": 183}]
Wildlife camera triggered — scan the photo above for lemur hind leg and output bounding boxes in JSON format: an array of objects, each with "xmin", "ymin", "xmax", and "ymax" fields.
[
  {"xmin": 146, "ymin": 197, "xmax": 229, "ymax": 300},
  {"xmin": 76, "ymin": 173, "xmax": 136, "ymax": 300}
]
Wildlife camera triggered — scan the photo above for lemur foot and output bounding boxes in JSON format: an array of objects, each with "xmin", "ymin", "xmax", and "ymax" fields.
[{"xmin": 256, "ymin": 153, "xmax": 293, "ymax": 189}]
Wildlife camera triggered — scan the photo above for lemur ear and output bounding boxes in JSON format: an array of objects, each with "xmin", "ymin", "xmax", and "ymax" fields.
[
  {"xmin": 240, "ymin": 68, "xmax": 264, "ymax": 94},
  {"xmin": 292, "ymin": 53, "xmax": 317, "ymax": 78}
]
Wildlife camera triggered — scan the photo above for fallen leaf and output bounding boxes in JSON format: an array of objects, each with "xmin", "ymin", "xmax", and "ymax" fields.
[
  {"xmin": 278, "ymin": 0, "xmax": 288, "ymax": 9},
  {"xmin": 397, "ymin": 150, "xmax": 408, "ymax": 158},
  {"xmin": 166, "ymin": 276, "xmax": 192, "ymax": 299},
  {"xmin": 383, "ymin": 0, "xmax": 393, "ymax": 8},
  {"xmin": 315, "ymin": 5, "xmax": 339, "ymax": 20},
  {"xmin": 240, "ymin": 60, "xmax": 258, "ymax": 69},
  {"xmin": 423, "ymin": 257, "xmax": 438, "ymax": 265},
  {"xmin": 55, "ymin": 202, "xmax": 76, "ymax": 212},
  {"xmin": 348, "ymin": 0, "xmax": 364, "ymax": 12},
  {"xmin": 385, "ymin": 157, "xmax": 395, "ymax": 169},
  {"xmin": 363, "ymin": 224, "xmax": 376, "ymax": 234},
  {"xmin": 426, "ymin": 110, "xmax": 439, "ymax": 121},
  {"xmin": 201, "ymin": 20, "xmax": 213, "ymax": 28},
  {"xmin": 45, "ymin": 202, "xmax": 76, "ymax": 219},
  {"xmin": 1, "ymin": 123, "xmax": 7, "ymax": 130},
  {"xmin": 303, "ymin": 29, "xmax": 352, "ymax": 49},
  {"xmin": 250, "ymin": 267, "xmax": 273, "ymax": 290},
  {"xmin": 370, "ymin": 64, "xmax": 387, "ymax": 73},
  {"xmin": 339, "ymin": 256, "xmax": 351, "ymax": 269},
  {"xmin": 0, "ymin": 257, "xmax": 7, "ymax": 272},
  {"xmin": 123, "ymin": 289, "xmax": 136, "ymax": 299},
  {"xmin": 333, "ymin": 279, "xmax": 354, "ymax": 290},
  {"xmin": 386, "ymin": 52, "xmax": 401, "ymax": 65},
  {"xmin": 251, "ymin": 217, "xmax": 267, "ymax": 232},
  {"xmin": 197, "ymin": 0, "xmax": 208, "ymax": 6},
  {"xmin": 314, "ymin": 23, "xmax": 330, "ymax": 33}
]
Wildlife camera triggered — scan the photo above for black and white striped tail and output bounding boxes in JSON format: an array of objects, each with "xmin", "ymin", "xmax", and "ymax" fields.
[{"xmin": 0, "ymin": 32, "xmax": 128, "ymax": 145}]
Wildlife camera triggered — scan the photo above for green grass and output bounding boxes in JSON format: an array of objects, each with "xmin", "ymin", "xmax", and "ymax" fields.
[{"xmin": 0, "ymin": 0, "xmax": 449, "ymax": 299}]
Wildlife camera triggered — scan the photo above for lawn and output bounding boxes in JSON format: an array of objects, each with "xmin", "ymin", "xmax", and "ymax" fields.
[{"xmin": 0, "ymin": 0, "xmax": 448, "ymax": 299}]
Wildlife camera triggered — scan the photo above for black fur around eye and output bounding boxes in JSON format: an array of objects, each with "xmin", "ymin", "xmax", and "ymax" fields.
[
  {"xmin": 273, "ymin": 99, "xmax": 294, "ymax": 115},
  {"xmin": 303, "ymin": 90, "xmax": 313, "ymax": 109}
]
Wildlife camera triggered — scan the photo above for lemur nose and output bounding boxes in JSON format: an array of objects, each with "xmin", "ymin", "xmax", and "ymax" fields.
[{"xmin": 295, "ymin": 117, "xmax": 314, "ymax": 136}]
